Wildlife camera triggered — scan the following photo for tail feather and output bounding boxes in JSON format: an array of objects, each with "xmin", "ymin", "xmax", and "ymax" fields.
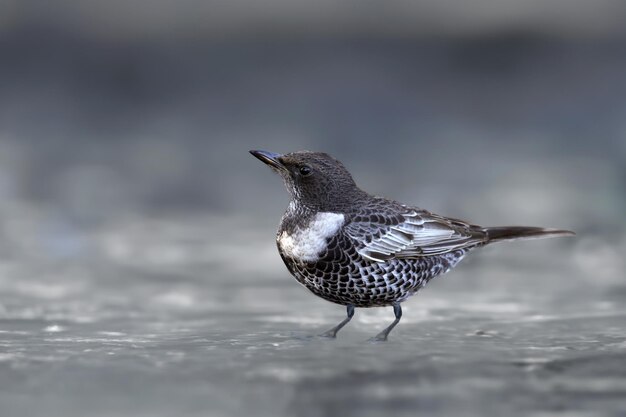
[{"xmin": 484, "ymin": 226, "xmax": 575, "ymax": 243}]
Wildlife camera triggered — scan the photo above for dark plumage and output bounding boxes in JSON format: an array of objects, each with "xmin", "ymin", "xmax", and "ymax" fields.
[{"xmin": 250, "ymin": 150, "xmax": 574, "ymax": 341}]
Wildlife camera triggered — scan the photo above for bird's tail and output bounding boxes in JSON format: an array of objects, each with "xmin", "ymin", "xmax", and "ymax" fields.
[{"xmin": 484, "ymin": 226, "xmax": 575, "ymax": 243}]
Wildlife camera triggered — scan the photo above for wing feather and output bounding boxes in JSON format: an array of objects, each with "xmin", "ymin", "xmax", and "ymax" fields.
[{"xmin": 344, "ymin": 205, "xmax": 485, "ymax": 262}]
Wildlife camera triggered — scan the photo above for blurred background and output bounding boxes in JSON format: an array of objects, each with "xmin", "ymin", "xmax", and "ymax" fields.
[{"xmin": 0, "ymin": 1, "xmax": 625, "ymax": 417}]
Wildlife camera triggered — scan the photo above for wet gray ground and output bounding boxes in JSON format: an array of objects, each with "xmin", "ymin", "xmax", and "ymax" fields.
[{"xmin": 1, "ymin": 214, "xmax": 624, "ymax": 417}]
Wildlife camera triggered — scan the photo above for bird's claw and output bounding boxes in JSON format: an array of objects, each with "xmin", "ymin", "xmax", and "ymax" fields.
[{"xmin": 367, "ymin": 334, "xmax": 389, "ymax": 342}]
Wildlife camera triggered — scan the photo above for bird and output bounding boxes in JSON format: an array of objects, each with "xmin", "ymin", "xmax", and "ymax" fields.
[{"xmin": 249, "ymin": 150, "xmax": 574, "ymax": 341}]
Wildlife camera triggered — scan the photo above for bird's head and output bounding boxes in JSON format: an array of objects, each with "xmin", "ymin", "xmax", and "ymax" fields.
[{"xmin": 250, "ymin": 150, "xmax": 365, "ymax": 211}]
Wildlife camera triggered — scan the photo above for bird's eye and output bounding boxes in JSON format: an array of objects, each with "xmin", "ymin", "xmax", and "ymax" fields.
[{"xmin": 299, "ymin": 165, "xmax": 312, "ymax": 177}]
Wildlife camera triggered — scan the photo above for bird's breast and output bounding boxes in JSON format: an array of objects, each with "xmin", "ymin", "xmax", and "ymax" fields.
[{"xmin": 277, "ymin": 212, "xmax": 345, "ymax": 262}]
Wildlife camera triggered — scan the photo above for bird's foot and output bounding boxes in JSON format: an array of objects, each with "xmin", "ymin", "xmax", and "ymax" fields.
[
  {"xmin": 367, "ymin": 333, "xmax": 389, "ymax": 342},
  {"xmin": 318, "ymin": 330, "xmax": 338, "ymax": 338}
]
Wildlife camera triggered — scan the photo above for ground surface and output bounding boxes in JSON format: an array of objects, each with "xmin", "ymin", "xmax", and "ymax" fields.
[{"xmin": 1, "ymin": 219, "xmax": 624, "ymax": 417}]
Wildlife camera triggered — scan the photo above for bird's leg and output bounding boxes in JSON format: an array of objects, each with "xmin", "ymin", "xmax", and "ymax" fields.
[
  {"xmin": 319, "ymin": 305, "xmax": 355, "ymax": 338},
  {"xmin": 370, "ymin": 303, "xmax": 402, "ymax": 342}
]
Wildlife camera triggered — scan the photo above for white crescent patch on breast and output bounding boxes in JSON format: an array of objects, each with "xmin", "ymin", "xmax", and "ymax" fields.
[{"xmin": 278, "ymin": 212, "xmax": 345, "ymax": 262}]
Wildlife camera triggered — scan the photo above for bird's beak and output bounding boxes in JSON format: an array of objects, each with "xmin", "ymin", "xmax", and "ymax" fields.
[{"xmin": 249, "ymin": 150, "xmax": 285, "ymax": 171}]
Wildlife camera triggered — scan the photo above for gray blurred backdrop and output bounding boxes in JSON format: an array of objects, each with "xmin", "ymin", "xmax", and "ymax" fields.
[
  {"xmin": 0, "ymin": 1, "xmax": 624, "ymax": 288},
  {"xmin": 1, "ymin": 2, "xmax": 625, "ymax": 417}
]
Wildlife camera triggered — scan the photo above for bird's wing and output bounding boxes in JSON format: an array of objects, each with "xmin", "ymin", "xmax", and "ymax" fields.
[{"xmin": 343, "ymin": 204, "xmax": 486, "ymax": 262}]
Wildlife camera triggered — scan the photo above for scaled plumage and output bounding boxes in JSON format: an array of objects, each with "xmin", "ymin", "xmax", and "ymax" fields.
[{"xmin": 250, "ymin": 150, "xmax": 574, "ymax": 340}]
